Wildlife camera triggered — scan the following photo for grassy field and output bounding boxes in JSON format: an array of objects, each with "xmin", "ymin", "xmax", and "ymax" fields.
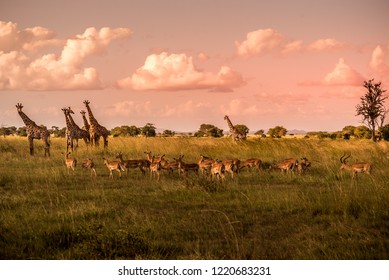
[{"xmin": 0, "ymin": 136, "xmax": 388, "ymax": 260}]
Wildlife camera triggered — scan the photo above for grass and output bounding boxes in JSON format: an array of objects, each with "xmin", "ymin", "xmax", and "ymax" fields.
[{"xmin": 0, "ymin": 136, "xmax": 388, "ymax": 259}]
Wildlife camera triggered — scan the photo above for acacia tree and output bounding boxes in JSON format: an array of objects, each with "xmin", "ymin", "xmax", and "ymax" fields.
[{"xmin": 356, "ymin": 79, "xmax": 388, "ymax": 141}]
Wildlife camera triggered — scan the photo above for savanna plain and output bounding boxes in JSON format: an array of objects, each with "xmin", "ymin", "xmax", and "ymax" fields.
[{"xmin": 0, "ymin": 136, "xmax": 388, "ymax": 260}]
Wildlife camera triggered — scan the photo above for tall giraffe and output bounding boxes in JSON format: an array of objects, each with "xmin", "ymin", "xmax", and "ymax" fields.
[
  {"xmin": 83, "ymin": 100, "xmax": 110, "ymax": 148},
  {"xmin": 80, "ymin": 110, "xmax": 90, "ymax": 131},
  {"xmin": 62, "ymin": 107, "xmax": 76, "ymax": 152},
  {"xmin": 15, "ymin": 103, "xmax": 50, "ymax": 156},
  {"xmin": 224, "ymin": 115, "xmax": 247, "ymax": 143},
  {"xmin": 65, "ymin": 107, "xmax": 90, "ymax": 149}
]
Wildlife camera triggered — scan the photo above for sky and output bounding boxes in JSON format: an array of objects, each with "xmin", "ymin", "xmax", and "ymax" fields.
[{"xmin": 1, "ymin": 0, "xmax": 389, "ymax": 133}]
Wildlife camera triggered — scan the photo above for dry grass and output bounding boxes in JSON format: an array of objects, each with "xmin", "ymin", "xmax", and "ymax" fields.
[{"xmin": 0, "ymin": 136, "xmax": 388, "ymax": 259}]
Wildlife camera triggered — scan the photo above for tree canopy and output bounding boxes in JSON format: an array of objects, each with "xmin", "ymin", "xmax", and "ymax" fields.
[{"xmin": 356, "ymin": 79, "xmax": 388, "ymax": 141}]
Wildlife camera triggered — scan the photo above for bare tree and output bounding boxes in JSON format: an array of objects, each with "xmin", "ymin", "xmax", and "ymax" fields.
[{"xmin": 356, "ymin": 79, "xmax": 388, "ymax": 141}]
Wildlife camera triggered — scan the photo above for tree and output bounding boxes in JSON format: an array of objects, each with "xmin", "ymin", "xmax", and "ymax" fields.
[
  {"xmin": 254, "ymin": 129, "xmax": 265, "ymax": 137},
  {"xmin": 141, "ymin": 123, "xmax": 156, "ymax": 137},
  {"xmin": 342, "ymin": 125, "xmax": 356, "ymax": 140},
  {"xmin": 234, "ymin": 124, "xmax": 250, "ymax": 136},
  {"xmin": 354, "ymin": 125, "xmax": 371, "ymax": 139},
  {"xmin": 380, "ymin": 124, "xmax": 389, "ymax": 141},
  {"xmin": 356, "ymin": 79, "xmax": 388, "ymax": 141},
  {"xmin": 195, "ymin": 124, "xmax": 223, "ymax": 138},
  {"xmin": 128, "ymin": 125, "xmax": 141, "ymax": 137},
  {"xmin": 268, "ymin": 126, "xmax": 287, "ymax": 138},
  {"xmin": 162, "ymin": 130, "xmax": 175, "ymax": 137}
]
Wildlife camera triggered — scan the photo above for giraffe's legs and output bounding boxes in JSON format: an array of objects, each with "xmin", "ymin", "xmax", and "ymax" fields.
[
  {"xmin": 44, "ymin": 138, "xmax": 50, "ymax": 157},
  {"xmin": 28, "ymin": 136, "xmax": 34, "ymax": 155},
  {"xmin": 103, "ymin": 136, "xmax": 108, "ymax": 148}
]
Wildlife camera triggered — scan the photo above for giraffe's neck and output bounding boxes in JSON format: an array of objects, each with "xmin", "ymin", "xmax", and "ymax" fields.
[
  {"xmin": 85, "ymin": 104, "xmax": 99, "ymax": 126},
  {"xmin": 63, "ymin": 112, "xmax": 73, "ymax": 130},
  {"xmin": 225, "ymin": 116, "xmax": 235, "ymax": 132},
  {"xmin": 67, "ymin": 112, "xmax": 81, "ymax": 130},
  {"xmin": 18, "ymin": 111, "xmax": 36, "ymax": 126},
  {"xmin": 81, "ymin": 114, "xmax": 90, "ymax": 130}
]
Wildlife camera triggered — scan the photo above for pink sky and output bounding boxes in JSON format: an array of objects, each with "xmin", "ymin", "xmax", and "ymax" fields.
[{"xmin": 1, "ymin": 0, "xmax": 389, "ymax": 133}]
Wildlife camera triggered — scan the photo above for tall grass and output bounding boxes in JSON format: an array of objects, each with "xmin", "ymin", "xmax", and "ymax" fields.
[{"xmin": 0, "ymin": 136, "xmax": 388, "ymax": 259}]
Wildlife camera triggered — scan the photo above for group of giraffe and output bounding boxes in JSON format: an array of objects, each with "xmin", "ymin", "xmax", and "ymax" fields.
[
  {"xmin": 15, "ymin": 100, "xmax": 109, "ymax": 156},
  {"xmin": 16, "ymin": 101, "xmax": 247, "ymax": 157}
]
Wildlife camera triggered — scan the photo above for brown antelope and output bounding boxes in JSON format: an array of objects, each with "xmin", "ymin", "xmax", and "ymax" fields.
[
  {"xmin": 82, "ymin": 158, "xmax": 96, "ymax": 177},
  {"xmin": 222, "ymin": 159, "xmax": 240, "ymax": 178},
  {"xmin": 340, "ymin": 154, "xmax": 372, "ymax": 179},
  {"xmin": 116, "ymin": 152, "xmax": 149, "ymax": 176},
  {"xmin": 103, "ymin": 157, "xmax": 124, "ymax": 179},
  {"xmin": 174, "ymin": 155, "xmax": 199, "ymax": 176},
  {"xmin": 274, "ymin": 158, "xmax": 298, "ymax": 173},
  {"xmin": 198, "ymin": 155, "xmax": 214, "ymax": 175},
  {"xmin": 211, "ymin": 160, "xmax": 225, "ymax": 181},
  {"xmin": 239, "ymin": 158, "xmax": 262, "ymax": 173},
  {"xmin": 149, "ymin": 155, "xmax": 161, "ymax": 180},
  {"xmin": 297, "ymin": 157, "xmax": 311, "ymax": 175},
  {"xmin": 64, "ymin": 152, "xmax": 77, "ymax": 174},
  {"xmin": 144, "ymin": 151, "xmax": 173, "ymax": 173}
]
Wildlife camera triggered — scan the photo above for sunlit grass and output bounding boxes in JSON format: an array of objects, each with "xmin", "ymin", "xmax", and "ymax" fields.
[{"xmin": 0, "ymin": 136, "xmax": 388, "ymax": 259}]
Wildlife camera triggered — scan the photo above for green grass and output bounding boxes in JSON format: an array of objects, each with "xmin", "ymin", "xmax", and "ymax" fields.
[{"xmin": 0, "ymin": 136, "xmax": 388, "ymax": 259}]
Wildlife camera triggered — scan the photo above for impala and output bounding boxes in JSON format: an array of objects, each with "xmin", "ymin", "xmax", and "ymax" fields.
[
  {"xmin": 211, "ymin": 160, "xmax": 225, "ymax": 181},
  {"xmin": 174, "ymin": 155, "xmax": 199, "ymax": 176},
  {"xmin": 340, "ymin": 154, "xmax": 372, "ymax": 179},
  {"xmin": 82, "ymin": 158, "xmax": 96, "ymax": 177},
  {"xmin": 144, "ymin": 151, "xmax": 171, "ymax": 172},
  {"xmin": 149, "ymin": 155, "xmax": 161, "ymax": 180},
  {"xmin": 65, "ymin": 152, "xmax": 77, "ymax": 174},
  {"xmin": 239, "ymin": 158, "xmax": 262, "ymax": 173},
  {"xmin": 274, "ymin": 158, "xmax": 298, "ymax": 173},
  {"xmin": 198, "ymin": 155, "xmax": 214, "ymax": 175},
  {"xmin": 297, "ymin": 157, "xmax": 311, "ymax": 175},
  {"xmin": 222, "ymin": 159, "xmax": 240, "ymax": 178},
  {"xmin": 116, "ymin": 152, "xmax": 149, "ymax": 176},
  {"xmin": 103, "ymin": 157, "xmax": 125, "ymax": 179}
]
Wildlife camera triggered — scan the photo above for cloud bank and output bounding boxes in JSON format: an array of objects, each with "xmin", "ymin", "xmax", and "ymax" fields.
[
  {"xmin": 117, "ymin": 52, "xmax": 246, "ymax": 92},
  {"xmin": 0, "ymin": 21, "xmax": 132, "ymax": 90},
  {"xmin": 235, "ymin": 28, "xmax": 348, "ymax": 57}
]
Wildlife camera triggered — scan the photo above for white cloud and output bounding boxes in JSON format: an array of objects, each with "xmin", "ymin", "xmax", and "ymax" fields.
[
  {"xmin": 323, "ymin": 58, "xmax": 364, "ymax": 86},
  {"xmin": 117, "ymin": 52, "xmax": 246, "ymax": 92},
  {"xmin": 0, "ymin": 21, "xmax": 60, "ymax": 52},
  {"xmin": 235, "ymin": 28, "xmax": 285, "ymax": 57},
  {"xmin": 0, "ymin": 22, "xmax": 132, "ymax": 90},
  {"xmin": 236, "ymin": 28, "xmax": 349, "ymax": 57}
]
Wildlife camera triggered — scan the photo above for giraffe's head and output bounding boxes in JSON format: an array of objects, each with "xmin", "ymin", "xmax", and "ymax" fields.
[
  {"xmin": 80, "ymin": 110, "xmax": 86, "ymax": 116},
  {"xmin": 224, "ymin": 115, "xmax": 229, "ymax": 120},
  {"xmin": 16, "ymin": 103, "xmax": 24, "ymax": 112},
  {"xmin": 61, "ymin": 107, "xmax": 69, "ymax": 115},
  {"xmin": 83, "ymin": 100, "xmax": 90, "ymax": 106},
  {"xmin": 67, "ymin": 107, "xmax": 75, "ymax": 115}
]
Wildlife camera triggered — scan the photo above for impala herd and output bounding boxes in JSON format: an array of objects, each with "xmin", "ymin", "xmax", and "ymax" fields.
[{"xmin": 63, "ymin": 150, "xmax": 373, "ymax": 180}]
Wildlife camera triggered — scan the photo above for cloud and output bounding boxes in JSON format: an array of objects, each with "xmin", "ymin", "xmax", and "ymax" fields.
[
  {"xmin": 0, "ymin": 21, "xmax": 60, "ymax": 52},
  {"xmin": 117, "ymin": 52, "xmax": 246, "ymax": 92},
  {"xmin": 322, "ymin": 58, "xmax": 364, "ymax": 86},
  {"xmin": 235, "ymin": 28, "xmax": 285, "ymax": 57},
  {"xmin": 236, "ymin": 28, "xmax": 348, "ymax": 57},
  {"xmin": 306, "ymin": 38, "xmax": 348, "ymax": 51},
  {"xmin": 299, "ymin": 58, "xmax": 364, "ymax": 87},
  {"xmin": 0, "ymin": 22, "xmax": 132, "ymax": 90},
  {"xmin": 220, "ymin": 98, "xmax": 260, "ymax": 116},
  {"xmin": 370, "ymin": 45, "xmax": 389, "ymax": 84}
]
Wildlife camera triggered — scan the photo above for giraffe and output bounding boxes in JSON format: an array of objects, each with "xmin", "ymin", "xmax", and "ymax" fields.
[
  {"xmin": 61, "ymin": 107, "xmax": 76, "ymax": 152},
  {"xmin": 80, "ymin": 110, "xmax": 90, "ymax": 131},
  {"xmin": 15, "ymin": 103, "xmax": 50, "ymax": 156},
  {"xmin": 224, "ymin": 115, "xmax": 247, "ymax": 143},
  {"xmin": 83, "ymin": 100, "xmax": 110, "ymax": 148},
  {"xmin": 65, "ymin": 107, "xmax": 90, "ymax": 148}
]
